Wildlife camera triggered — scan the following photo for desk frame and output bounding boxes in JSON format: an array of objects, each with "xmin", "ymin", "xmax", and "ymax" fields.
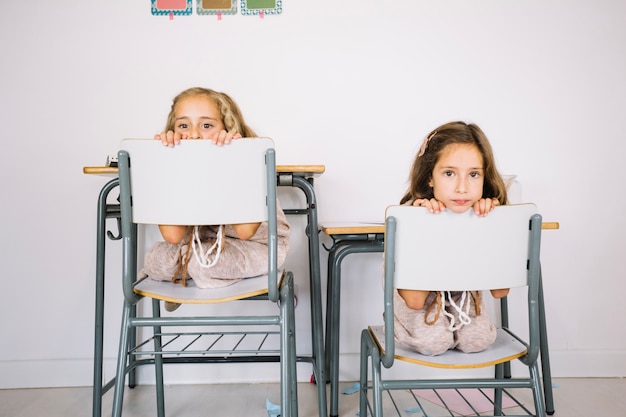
[
  {"xmin": 91, "ymin": 171, "xmax": 327, "ymax": 417},
  {"xmin": 322, "ymin": 225, "xmax": 555, "ymax": 417}
]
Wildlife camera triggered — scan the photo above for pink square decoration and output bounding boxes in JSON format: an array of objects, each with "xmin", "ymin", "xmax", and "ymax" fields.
[{"xmin": 155, "ymin": 0, "xmax": 187, "ymax": 10}]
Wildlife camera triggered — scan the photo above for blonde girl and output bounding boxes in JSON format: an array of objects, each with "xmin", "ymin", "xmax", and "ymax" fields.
[{"xmin": 141, "ymin": 87, "xmax": 290, "ymax": 309}]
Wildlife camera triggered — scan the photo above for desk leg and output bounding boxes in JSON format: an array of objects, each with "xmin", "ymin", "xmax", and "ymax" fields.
[
  {"xmin": 325, "ymin": 241, "xmax": 383, "ymax": 417},
  {"xmin": 290, "ymin": 176, "xmax": 327, "ymax": 417},
  {"xmin": 93, "ymin": 179, "xmax": 119, "ymax": 417}
]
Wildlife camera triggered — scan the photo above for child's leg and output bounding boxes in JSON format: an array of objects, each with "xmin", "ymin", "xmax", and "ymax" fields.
[
  {"xmin": 392, "ymin": 291, "xmax": 454, "ymax": 356},
  {"xmin": 449, "ymin": 293, "xmax": 497, "ymax": 353}
]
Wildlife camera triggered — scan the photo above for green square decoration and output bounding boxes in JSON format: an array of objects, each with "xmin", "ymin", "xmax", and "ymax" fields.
[{"xmin": 240, "ymin": 0, "xmax": 282, "ymax": 16}]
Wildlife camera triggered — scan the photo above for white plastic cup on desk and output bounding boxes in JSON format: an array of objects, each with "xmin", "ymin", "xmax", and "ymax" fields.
[{"xmin": 502, "ymin": 175, "xmax": 521, "ymax": 204}]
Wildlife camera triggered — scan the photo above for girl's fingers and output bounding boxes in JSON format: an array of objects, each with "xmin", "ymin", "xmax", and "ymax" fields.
[
  {"xmin": 211, "ymin": 130, "xmax": 241, "ymax": 145},
  {"xmin": 164, "ymin": 131, "xmax": 176, "ymax": 147},
  {"xmin": 173, "ymin": 131, "xmax": 184, "ymax": 145},
  {"xmin": 431, "ymin": 199, "xmax": 445, "ymax": 213},
  {"xmin": 474, "ymin": 198, "xmax": 498, "ymax": 216}
]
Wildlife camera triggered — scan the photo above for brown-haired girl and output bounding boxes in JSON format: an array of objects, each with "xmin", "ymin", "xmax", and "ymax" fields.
[{"xmin": 394, "ymin": 121, "xmax": 509, "ymax": 355}]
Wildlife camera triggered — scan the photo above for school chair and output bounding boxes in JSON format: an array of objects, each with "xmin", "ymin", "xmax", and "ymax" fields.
[
  {"xmin": 111, "ymin": 138, "xmax": 298, "ymax": 417},
  {"xmin": 359, "ymin": 204, "xmax": 547, "ymax": 417}
]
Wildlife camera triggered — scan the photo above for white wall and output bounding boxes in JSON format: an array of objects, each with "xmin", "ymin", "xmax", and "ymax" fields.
[{"xmin": 1, "ymin": 0, "xmax": 625, "ymax": 389}]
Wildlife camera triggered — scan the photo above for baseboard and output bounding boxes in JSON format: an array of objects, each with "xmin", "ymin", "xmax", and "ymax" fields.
[
  {"xmin": 0, "ymin": 358, "xmax": 313, "ymax": 389},
  {"xmin": 2, "ymin": 350, "xmax": 625, "ymax": 389},
  {"xmin": 0, "ymin": 358, "xmax": 94, "ymax": 389}
]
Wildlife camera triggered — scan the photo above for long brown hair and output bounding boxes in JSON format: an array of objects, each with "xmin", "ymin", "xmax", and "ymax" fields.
[{"xmin": 400, "ymin": 121, "xmax": 508, "ymax": 205}]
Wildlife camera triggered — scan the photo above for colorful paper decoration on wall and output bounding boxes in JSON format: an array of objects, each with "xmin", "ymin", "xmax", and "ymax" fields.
[
  {"xmin": 151, "ymin": 0, "xmax": 193, "ymax": 16},
  {"xmin": 198, "ymin": 0, "xmax": 237, "ymax": 15},
  {"xmin": 151, "ymin": 0, "xmax": 282, "ymax": 16},
  {"xmin": 240, "ymin": 0, "xmax": 282, "ymax": 16}
]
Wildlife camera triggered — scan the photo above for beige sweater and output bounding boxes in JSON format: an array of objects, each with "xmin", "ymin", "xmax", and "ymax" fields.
[{"xmin": 141, "ymin": 200, "xmax": 290, "ymax": 289}]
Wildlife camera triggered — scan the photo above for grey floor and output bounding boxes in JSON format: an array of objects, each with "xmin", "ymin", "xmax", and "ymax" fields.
[{"xmin": 1, "ymin": 378, "xmax": 625, "ymax": 417}]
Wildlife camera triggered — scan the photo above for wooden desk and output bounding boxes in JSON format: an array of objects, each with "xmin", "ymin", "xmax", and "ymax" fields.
[
  {"xmin": 321, "ymin": 221, "xmax": 559, "ymax": 236},
  {"xmin": 83, "ymin": 164, "xmax": 326, "ymax": 176},
  {"xmin": 320, "ymin": 219, "xmax": 558, "ymax": 417},
  {"xmin": 85, "ymin": 164, "xmax": 327, "ymax": 417}
]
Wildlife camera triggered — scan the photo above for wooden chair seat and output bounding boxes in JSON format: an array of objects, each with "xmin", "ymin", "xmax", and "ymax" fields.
[
  {"xmin": 369, "ymin": 325, "xmax": 527, "ymax": 369},
  {"xmin": 133, "ymin": 271, "xmax": 284, "ymax": 304}
]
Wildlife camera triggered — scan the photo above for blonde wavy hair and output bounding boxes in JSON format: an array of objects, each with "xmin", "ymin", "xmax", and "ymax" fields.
[{"xmin": 165, "ymin": 87, "xmax": 257, "ymax": 137}]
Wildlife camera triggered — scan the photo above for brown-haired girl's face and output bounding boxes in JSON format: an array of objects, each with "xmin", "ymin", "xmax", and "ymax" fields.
[
  {"xmin": 428, "ymin": 143, "xmax": 484, "ymax": 213},
  {"xmin": 173, "ymin": 95, "xmax": 225, "ymax": 139}
]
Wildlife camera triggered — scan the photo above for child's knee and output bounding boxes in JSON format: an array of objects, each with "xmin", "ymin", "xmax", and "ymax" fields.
[
  {"xmin": 393, "ymin": 312, "xmax": 455, "ymax": 356},
  {"xmin": 143, "ymin": 242, "xmax": 181, "ymax": 280},
  {"xmin": 455, "ymin": 320, "xmax": 496, "ymax": 353}
]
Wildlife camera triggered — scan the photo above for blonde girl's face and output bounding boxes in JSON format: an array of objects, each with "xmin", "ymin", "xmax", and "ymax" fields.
[
  {"xmin": 173, "ymin": 95, "xmax": 225, "ymax": 139},
  {"xmin": 429, "ymin": 143, "xmax": 484, "ymax": 213}
]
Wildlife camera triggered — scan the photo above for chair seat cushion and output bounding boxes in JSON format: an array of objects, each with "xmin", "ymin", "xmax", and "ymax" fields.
[
  {"xmin": 369, "ymin": 325, "xmax": 527, "ymax": 368},
  {"xmin": 133, "ymin": 270, "xmax": 284, "ymax": 304}
]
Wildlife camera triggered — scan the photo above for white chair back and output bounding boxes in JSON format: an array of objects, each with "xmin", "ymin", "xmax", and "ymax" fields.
[
  {"xmin": 119, "ymin": 138, "xmax": 274, "ymax": 225},
  {"xmin": 386, "ymin": 203, "xmax": 537, "ymax": 291}
]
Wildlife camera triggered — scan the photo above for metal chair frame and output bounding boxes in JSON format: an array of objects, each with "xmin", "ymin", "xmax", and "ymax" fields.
[{"xmin": 110, "ymin": 138, "xmax": 299, "ymax": 417}]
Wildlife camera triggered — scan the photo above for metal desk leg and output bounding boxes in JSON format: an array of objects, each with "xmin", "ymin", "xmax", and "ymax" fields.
[
  {"xmin": 290, "ymin": 176, "xmax": 327, "ymax": 417},
  {"xmin": 92, "ymin": 179, "xmax": 139, "ymax": 417},
  {"xmin": 325, "ymin": 241, "xmax": 383, "ymax": 417},
  {"xmin": 93, "ymin": 178, "xmax": 119, "ymax": 417},
  {"xmin": 324, "ymin": 241, "xmax": 355, "ymax": 378}
]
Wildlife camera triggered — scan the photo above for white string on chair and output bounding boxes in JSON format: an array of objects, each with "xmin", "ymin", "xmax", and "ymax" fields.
[
  {"xmin": 191, "ymin": 224, "xmax": 224, "ymax": 268},
  {"xmin": 441, "ymin": 290, "xmax": 472, "ymax": 331}
]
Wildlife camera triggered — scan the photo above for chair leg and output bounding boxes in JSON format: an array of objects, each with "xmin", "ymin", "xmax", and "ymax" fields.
[
  {"xmin": 289, "ymin": 307, "xmax": 299, "ymax": 417},
  {"xmin": 359, "ymin": 330, "xmax": 370, "ymax": 417},
  {"xmin": 494, "ymin": 363, "xmax": 504, "ymax": 416},
  {"xmin": 151, "ymin": 299, "xmax": 165, "ymax": 417},
  {"xmin": 112, "ymin": 303, "xmax": 132, "ymax": 417},
  {"xmin": 360, "ymin": 329, "xmax": 383, "ymax": 417},
  {"xmin": 369, "ymin": 342, "xmax": 383, "ymax": 417},
  {"xmin": 128, "ymin": 224, "xmax": 139, "ymax": 389},
  {"xmin": 128, "ymin": 304, "xmax": 137, "ymax": 388},
  {"xmin": 280, "ymin": 273, "xmax": 298, "ymax": 417},
  {"xmin": 288, "ymin": 277, "xmax": 299, "ymax": 417},
  {"xmin": 314, "ymin": 359, "xmax": 327, "ymax": 417},
  {"xmin": 538, "ymin": 273, "xmax": 555, "ymax": 415},
  {"xmin": 530, "ymin": 362, "xmax": 547, "ymax": 417}
]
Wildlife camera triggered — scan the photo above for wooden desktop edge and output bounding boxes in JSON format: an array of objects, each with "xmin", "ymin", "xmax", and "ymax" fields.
[
  {"xmin": 84, "ymin": 166, "xmax": 557, "ymax": 232},
  {"xmin": 83, "ymin": 165, "xmax": 325, "ymax": 176},
  {"xmin": 321, "ymin": 221, "xmax": 560, "ymax": 235}
]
